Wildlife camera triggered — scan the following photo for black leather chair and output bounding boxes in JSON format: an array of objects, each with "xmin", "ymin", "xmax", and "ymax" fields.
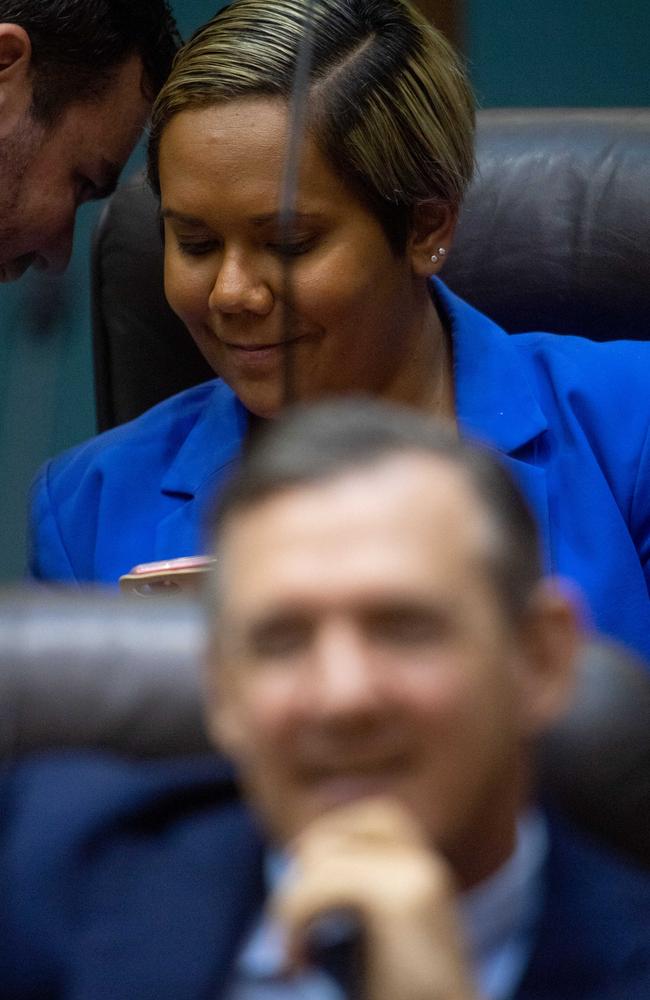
[
  {"xmin": 92, "ymin": 107, "xmax": 650, "ymax": 431},
  {"xmin": 1, "ymin": 589, "xmax": 649, "ymax": 868}
]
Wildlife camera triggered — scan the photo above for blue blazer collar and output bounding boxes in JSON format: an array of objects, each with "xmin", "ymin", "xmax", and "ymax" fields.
[
  {"xmin": 160, "ymin": 385, "xmax": 249, "ymax": 499},
  {"xmin": 433, "ymin": 280, "xmax": 552, "ymax": 566},
  {"xmin": 157, "ymin": 284, "xmax": 547, "ymax": 496},
  {"xmin": 153, "ymin": 286, "xmax": 551, "ymax": 562},
  {"xmin": 433, "ymin": 279, "xmax": 548, "ymax": 454},
  {"xmin": 155, "ymin": 386, "xmax": 249, "ymax": 559}
]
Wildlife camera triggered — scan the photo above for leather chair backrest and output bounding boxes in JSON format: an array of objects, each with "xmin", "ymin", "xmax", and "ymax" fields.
[
  {"xmin": 92, "ymin": 108, "xmax": 650, "ymax": 431},
  {"xmin": 2, "ymin": 589, "xmax": 649, "ymax": 868}
]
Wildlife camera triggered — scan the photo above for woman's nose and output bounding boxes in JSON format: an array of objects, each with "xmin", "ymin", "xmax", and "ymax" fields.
[{"xmin": 208, "ymin": 251, "xmax": 273, "ymax": 316}]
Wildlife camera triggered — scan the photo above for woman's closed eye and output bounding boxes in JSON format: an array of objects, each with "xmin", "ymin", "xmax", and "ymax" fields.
[
  {"xmin": 175, "ymin": 236, "xmax": 220, "ymax": 257},
  {"xmin": 173, "ymin": 235, "xmax": 316, "ymax": 258},
  {"xmin": 267, "ymin": 235, "xmax": 317, "ymax": 258}
]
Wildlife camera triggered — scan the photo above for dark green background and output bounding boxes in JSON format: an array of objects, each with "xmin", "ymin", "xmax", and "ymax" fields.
[{"xmin": 1, "ymin": 0, "xmax": 648, "ymax": 580}]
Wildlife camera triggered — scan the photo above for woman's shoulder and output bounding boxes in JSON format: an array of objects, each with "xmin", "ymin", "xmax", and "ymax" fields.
[
  {"xmin": 29, "ymin": 378, "xmax": 244, "ymax": 582},
  {"xmin": 43, "ymin": 378, "xmax": 230, "ymax": 483},
  {"xmin": 439, "ymin": 279, "xmax": 650, "ymax": 402},
  {"xmin": 514, "ymin": 328, "xmax": 650, "ymax": 371},
  {"xmin": 511, "ymin": 330, "xmax": 650, "ymax": 414}
]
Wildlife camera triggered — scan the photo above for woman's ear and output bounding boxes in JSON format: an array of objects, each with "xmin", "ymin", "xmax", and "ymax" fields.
[
  {"xmin": 408, "ymin": 202, "xmax": 458, "ymax": 278},
  {"xmin": 0, "ymin": 24, "xmax": 33, "ymax": 136}
]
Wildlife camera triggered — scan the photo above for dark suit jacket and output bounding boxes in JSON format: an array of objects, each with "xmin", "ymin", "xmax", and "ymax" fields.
[{"xmin": 1, "ymin": 753, "xmax": 649, "ymax": 1000}]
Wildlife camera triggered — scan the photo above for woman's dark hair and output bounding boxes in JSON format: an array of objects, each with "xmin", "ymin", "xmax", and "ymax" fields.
[
  {"xmin": 0, "ymin": 0, "xmax": 181, "ymax": 123},
  {"xmin": 211, "ymin": 399, "xmax": 543, "ymax": 623}
]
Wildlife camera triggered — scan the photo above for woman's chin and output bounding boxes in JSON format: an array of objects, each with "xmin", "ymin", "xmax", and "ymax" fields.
[{"xmin": 232, "ymin": 384, "xmax": 286, "ymax": 420}]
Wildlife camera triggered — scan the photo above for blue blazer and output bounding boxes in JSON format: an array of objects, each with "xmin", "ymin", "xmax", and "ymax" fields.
[
  {"xmin": 30, "ymin": 281, "xmax": 650, "ymax": 661},
  {"xmin": 1, "ymin": 753, "xmax": 649, "ymax": 1000}
]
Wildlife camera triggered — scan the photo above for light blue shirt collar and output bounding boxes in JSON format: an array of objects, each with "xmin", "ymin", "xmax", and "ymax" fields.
[
  {"xmin": 227, "ymin": 810, "xmax": 548, "ymax": 1000},
  {"xmin": 459, "ymin": 809, "xmax": 548, "ymax": 998}
]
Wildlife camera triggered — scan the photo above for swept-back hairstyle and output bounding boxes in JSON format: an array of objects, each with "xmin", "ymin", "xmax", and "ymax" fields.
[
  {"xmin": 1, "ymin": 0, "xmax": 181, "ymax": 123},
  {"xmin": 211, "ymin": 399, "xmax": 543, "ymax": 623},
  {"xmin": 148, "ymin": 0, "xmax": 474, "ymax": 252}
]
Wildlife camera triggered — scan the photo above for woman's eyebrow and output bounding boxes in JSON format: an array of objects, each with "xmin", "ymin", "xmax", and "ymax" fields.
[
  {"xmin": 250, "ymin": 210, "xmax": 323, "ymax": 226},
  {"xmin": 158, "ymin": 208, "xmax": 325, "ymax": 226},
  {"xmin": 159, "ymin": 208, "xmax": 206, "ymax": 225}
]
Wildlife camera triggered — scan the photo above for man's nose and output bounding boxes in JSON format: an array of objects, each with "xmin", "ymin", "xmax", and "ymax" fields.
[
  {"xmin": 209, "ymin": 250, "xmax": 273, "ymax": 316},
  {"xmin": 312, "ymin": 619, "xmax": 382, "ymax": 717},
  {"xmin": 42, "ymin": 218, "xmax": 75, "ymax": 274}
]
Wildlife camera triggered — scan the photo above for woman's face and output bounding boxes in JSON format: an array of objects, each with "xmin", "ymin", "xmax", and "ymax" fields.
[{"xmin": 159, "ymin": 97, "xmax": 430, "ymax": 418}]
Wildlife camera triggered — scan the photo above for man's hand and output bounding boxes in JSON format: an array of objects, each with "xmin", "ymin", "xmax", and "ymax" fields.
[{"xmin": 273, "ymin": 797, "xmax": 480, "ymax": 1000}]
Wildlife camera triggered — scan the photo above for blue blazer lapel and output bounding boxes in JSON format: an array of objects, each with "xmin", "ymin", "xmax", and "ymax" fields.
[
  {"xmin": 501, "ymin": 453, "xmax": 552, "ymax": 572},
  {"xmin": 154, "ymin": 390, "xmax": 249, "ymax": 560},
  {"xmin": 434, "ymin": 281, "xmax": 553, "ymax": 569}
]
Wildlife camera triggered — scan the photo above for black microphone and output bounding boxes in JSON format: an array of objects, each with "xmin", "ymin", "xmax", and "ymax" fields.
[
  {"xmin": 280, "ymin": 12, "xmax": 365, "ymax": 995},
  {"xmin": 305, "ymin": 907, "xmax": 366, "ymax": 1000},
  {"xmin": 278, "ymin": 0, "xmax": 317, "ymax": 407}
]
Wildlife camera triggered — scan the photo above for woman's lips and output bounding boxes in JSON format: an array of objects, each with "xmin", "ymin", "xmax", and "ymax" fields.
[
  {"xmin": 230, "ymin": 341, "xmax": 283, "ymax": 352},
  {"xmin": 222, "ymin": 336, "xmax": 307, "ymax": 370}
]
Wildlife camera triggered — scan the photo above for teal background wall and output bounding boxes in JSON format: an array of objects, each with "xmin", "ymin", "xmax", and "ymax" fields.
[
  {"xmin": 1, "ymin": 0, "xmax": 649, "ymax": 580},
  {"xmin": 466, "ymin": 0, "xmax": 649, "ymax": 109}
]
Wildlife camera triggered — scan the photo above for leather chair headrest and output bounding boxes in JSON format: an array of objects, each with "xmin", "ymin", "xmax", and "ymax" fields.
[{"xmin": 2, "ymin": 589, "xmax": 648, "ymax": 867}]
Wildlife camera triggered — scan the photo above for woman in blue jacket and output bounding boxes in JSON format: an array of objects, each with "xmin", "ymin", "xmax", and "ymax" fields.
[{"xmin": 30, "ymin": 0, "xmax": 650, "ymax": 663}]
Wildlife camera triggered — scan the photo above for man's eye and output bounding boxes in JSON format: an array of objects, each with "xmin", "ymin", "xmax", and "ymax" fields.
[
  {"xmin": 249, "ymin": 620, "xmax": 312, "ymax": 658},
  {"xmin": 367, "ymin": 609, "xmax": 446, "ymax": 646}
]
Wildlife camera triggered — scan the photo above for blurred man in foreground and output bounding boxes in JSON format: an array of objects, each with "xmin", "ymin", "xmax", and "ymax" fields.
[
  {"xmin": 0, "ymin": 0, "xmax": 179, "ymax": 282},
  {"xmin": 2, "ymin": 401, "xmax": 650, "ymax": 999}
]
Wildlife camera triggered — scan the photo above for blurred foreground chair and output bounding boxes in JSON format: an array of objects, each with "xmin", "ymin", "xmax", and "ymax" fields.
[
  {"xmin": 1, "ymin": 588, "xmax": 649, "ymax": 868},
  {"xmin": 92, "ymin": 107, "xmax": 650, "ymax": 430}
]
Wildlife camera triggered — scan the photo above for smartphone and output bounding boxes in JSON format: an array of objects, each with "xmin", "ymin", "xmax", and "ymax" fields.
[{"xmin": 119, "ymin": 555, "xmax": 216, "ymax": 596}]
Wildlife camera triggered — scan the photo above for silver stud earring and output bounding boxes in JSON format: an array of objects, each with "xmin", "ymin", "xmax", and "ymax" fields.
[{"xmin": 430, "ymin": 247, "xmax": 447, "ymax": 264}]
